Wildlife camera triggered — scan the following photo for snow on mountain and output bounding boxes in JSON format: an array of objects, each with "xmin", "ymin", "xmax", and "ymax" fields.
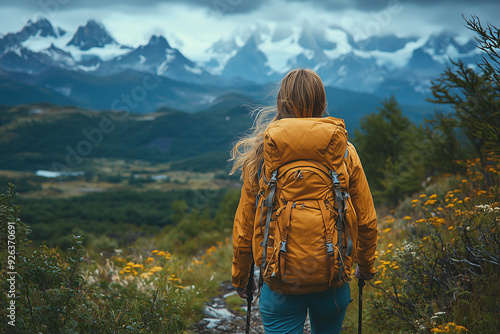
[
  {"xmin": 212, "ymin": 21, "xmax": 481, "ymax": 93},
  {"xmin": 420, "ymin": 31, "xmax": 480, "ymax": 64},
  {"xmin": 221, "ymin": 33, "xmax": 277, "ymax": 83},
  {"xmin": 0, "ymin": 17, "xmax": 483, "ymax": 101},
  {"xmin": 0, "ymin": 18, "xmax": 63, "ymax": 55},
  {"xmin": 94, "ymin": 35, "xmax": 216, "ymax": 84}
]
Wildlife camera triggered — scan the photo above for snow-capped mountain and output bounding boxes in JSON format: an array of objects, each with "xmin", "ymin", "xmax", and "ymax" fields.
[
  {"xmin": 0, "ymin": 18, "xmax": 215, "ymax": 83},
  {"xmin": 0, "ymin": 18, "xmax": 65, "ymax": 53},
  {"xmin": 0, "ymin": 18, "xmax": 482, "ymax": 110},
  {"xmin": 66, "ymin": 20, "xmax": 117, "ymax": 50},
  {"xmin": 206, "ymin": 21, "xmax": 481, "ymax": 95},
  {"xmin": 95, "ymin": 35, "xmax": 215, "ymax": 84}
]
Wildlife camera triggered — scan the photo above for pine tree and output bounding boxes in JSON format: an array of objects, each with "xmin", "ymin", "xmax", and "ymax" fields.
[
  {"xmin": 427, "ymin": 16, "xmax": 500, "ymax": 185},
  {"xmin": 353, "ymin": 96, "xmax": 422, "ymax": 204}
]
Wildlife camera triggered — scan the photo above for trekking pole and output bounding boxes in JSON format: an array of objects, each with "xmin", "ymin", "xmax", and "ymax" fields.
[
  {"xmin": 245, "ymin": 261, "xmax": 255, "ymax": 334},
  {"xmin": 358, "ymin": 277, "xmax": 365, "ymax": 334}
]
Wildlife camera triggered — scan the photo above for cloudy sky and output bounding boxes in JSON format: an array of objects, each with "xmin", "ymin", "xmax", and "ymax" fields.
[{"xmin": 0, "ymin": 0, "xmax": 498, "ymax": 61}]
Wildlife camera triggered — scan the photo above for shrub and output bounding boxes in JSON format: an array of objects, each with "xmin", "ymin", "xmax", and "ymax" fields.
[{"xmin": 367, "ymin": 155, "xmax": 500, "ymax": 333}]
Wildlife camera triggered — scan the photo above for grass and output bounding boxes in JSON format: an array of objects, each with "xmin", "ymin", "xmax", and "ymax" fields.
[
  {"xmin": 2, "ymin": 152, "xmax": 498, "ymax": 333},
  {"xmin": 225, "ymin": 294, "xmax": 247, "ymax": 316}
]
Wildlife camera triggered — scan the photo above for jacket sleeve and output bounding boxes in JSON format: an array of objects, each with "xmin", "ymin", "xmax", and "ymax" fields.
[
  {"xmin": 232, "ymin": 174, "xmax": 257, "ymax": 289},
  {"xmin": 346, "ymin": 143, "xmax": 378, "ymax": 277}
]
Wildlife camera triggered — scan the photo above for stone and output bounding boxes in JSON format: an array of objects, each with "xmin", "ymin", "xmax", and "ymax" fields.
[{"xmin": 203, "ymin": 306, "xmax": 235, "ymax": 320}]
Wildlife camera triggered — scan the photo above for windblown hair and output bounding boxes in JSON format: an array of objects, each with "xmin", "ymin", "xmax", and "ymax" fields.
[{"xmin": 230, "ymin": 69, "xmax": 327, "ymax": 181}]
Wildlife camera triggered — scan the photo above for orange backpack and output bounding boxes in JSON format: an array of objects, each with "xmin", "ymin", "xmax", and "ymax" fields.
[{"xmin": 256, "ymin": 117, "xmax": 355, "ymax": 293}]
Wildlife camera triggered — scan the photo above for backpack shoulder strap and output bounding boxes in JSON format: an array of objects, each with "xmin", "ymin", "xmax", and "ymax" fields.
[{"xmin": 257, "ymin": 160, "xmax": 264, "ymax": 181}]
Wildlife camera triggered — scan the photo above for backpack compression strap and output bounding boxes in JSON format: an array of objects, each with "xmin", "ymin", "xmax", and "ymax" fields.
[
  {"xmin": 319, "ymin": 200, "xmax": 339, "ymax": 287},
  {"xmin": 259, "ymin": 170, "xmax": 278, "ymax": 289},
  {"xmin": 330, "ymin": 170, "xmax": 353, "ymax": 281}
]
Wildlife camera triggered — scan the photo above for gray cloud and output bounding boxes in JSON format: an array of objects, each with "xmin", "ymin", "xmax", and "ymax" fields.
[
  {"xmin": 0, "ymin": 0, "xmax": 266, "ymax": 14},
  {"xmin": 3, "ymin": 0, "xmax": 497, "ymax": 14},
  {"xmin": 286, "ymin": 0, "xmax": 500, "ymax": 11}
]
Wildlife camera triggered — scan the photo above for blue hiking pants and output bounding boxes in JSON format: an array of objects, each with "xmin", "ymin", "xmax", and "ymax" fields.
[{"xmin": 259, "ymin": 283, "xmax": 351, "ymax": 334}]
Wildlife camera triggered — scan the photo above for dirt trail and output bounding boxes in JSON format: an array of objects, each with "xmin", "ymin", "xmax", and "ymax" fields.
[{"xmin": 191, "ymin": 281, "xmax": 312, "ymax": 334}]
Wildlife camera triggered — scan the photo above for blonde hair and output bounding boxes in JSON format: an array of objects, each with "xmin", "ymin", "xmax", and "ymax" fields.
[{"xmin": 230, "ymin": 69, "xmax": 327, "ymax": 181}]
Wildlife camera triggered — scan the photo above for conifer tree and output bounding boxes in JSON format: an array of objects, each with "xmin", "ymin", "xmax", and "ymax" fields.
[
  {"xmin": 353, "ymin": 96, "xmax": 421, "ymax": 203},
  {"xmin": 427, "ymin": 16, "xmax": 500, "ymax": 185}
]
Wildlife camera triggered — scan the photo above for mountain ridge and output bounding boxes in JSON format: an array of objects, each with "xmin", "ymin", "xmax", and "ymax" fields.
[{"xmin": 0, "ymin": 17, "xmax": 473, "ymax": 114}]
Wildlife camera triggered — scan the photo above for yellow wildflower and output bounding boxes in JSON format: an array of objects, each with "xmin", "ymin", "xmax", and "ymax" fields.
[
  {"xmin": 416, "ymin": 219, "xmax": 426, "ymax": 223},
  {"xmin": 430, "ymin": 194, "xmax": 438, "ymax": 199},
  {"xmin": 382, "ymin": 227, "xmax": 392, "ymax": 233},
  {"xmin": 387, "ymin": 243, "xmax": 394, "ymax": 248},
  {"xmin": 403, "ymin": 216, "xmax": 411, "ymax": 220},
  {"xmin": 149, "ymin": 266, "xmax": 163, "ymax": 273},
  {"xmin": 419, "ymin": 194, "xmax": 427, "ymax": 198},
  {"xmin": 145, "ymin": 257, "xmax": 155, "ymax": 264},
  {"xmin": 455, "ymin": 325, "xmax": 469, "ymax": 332},
  {"xmin": 152, "ymin": 250, "xmax": 159, "ymax": 254},
  {"xmin": 448, "ymin": 226, "xmax": 454, "ymax": 230},
  {"xmin": 374, "ymin": 280, "xmax": 382, "ymax": 284},
  {"xmin": 412, "ymin": 199, "xmax": 420, "ymax": 203},
  {"xmin": 206, "ymin": 245, "xmax": 218, "ymax": 255}
]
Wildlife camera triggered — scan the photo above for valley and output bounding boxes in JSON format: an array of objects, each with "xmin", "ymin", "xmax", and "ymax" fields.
[{"xmin": 0, "ymin": 157, "xmax": 235, "ymax": 199}]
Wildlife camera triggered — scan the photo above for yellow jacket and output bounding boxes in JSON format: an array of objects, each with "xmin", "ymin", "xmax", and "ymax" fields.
[{"xmin": 232, "ymin": 117, "xmax": 378, "ymax": 293}]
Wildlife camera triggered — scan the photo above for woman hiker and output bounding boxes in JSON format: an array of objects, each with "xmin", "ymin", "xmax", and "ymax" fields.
[{"xmin": 230, "ymin": 69, "xmax": 378, "ymax": 334}]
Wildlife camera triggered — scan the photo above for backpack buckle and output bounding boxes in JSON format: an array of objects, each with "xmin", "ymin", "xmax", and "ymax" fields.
[
  {"xmin": 279, "ymin": 240, "xmax": 287, "ymax": 253},
  {"xmin": 326, "ymin": 241, "xmax": 334, "ymax": 256},
  {"xmin": 269, "ymin": 170, "xmax": 278, "ymax": 184},
  {"xmin": 330, "ymin": 171, "xmax": 341, "ymax": 188}
]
